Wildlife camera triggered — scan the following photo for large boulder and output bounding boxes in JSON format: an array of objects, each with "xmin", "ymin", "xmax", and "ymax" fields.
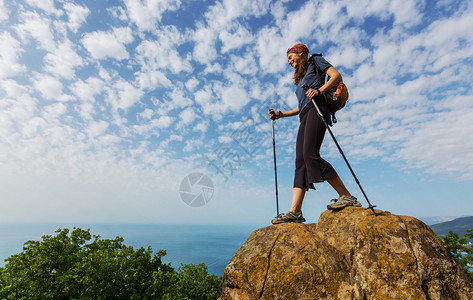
[{"xmin": 220, "ymin": 207, "xmax": 473, "ymax": 299}]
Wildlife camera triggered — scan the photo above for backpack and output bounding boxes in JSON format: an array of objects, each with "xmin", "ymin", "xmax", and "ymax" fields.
[{"xmin": 308, "ymin": 53, "xmax": 349, "ymax": 124}]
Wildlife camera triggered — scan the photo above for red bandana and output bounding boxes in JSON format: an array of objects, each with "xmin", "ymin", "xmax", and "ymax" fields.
[{"xmin": 287, "ymin": 44, "xmax": 309, "ymax": 56}]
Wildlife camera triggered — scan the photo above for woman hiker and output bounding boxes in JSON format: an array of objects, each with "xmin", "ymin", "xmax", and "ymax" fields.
[{"xmin": 269, "ymin": 43, "xmax": 361, "ymax": 225}]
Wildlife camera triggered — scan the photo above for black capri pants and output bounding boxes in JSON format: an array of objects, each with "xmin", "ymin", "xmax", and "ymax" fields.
[{"xmin": 293, "ymin": 100, "xmax": 338, "ymax": 190}]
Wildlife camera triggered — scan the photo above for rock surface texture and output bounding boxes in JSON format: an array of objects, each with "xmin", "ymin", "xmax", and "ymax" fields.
[{"xmin": 220, "ymin": 207, "xmax": 473, "ymax": 299}]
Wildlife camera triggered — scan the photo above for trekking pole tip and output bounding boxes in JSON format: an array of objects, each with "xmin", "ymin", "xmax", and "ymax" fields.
[{"xmin": 367, "ymin": 204, "xmax": 377, "ymax": 216}]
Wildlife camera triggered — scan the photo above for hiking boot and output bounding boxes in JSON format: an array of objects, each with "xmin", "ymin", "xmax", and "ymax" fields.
[
  {"xmin": 327, "ymin": 196, "xmax": 362, "ymax": 211},
  {"xmin": 271, "ymin": 211, "xmax": 306, "ymax": 225}
]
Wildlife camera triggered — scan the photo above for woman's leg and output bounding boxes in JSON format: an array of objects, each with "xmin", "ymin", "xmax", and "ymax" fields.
[
  {"xmin": 327, "ymin": 176, "xmax": 352, "ymax": 197},
  {"xmin": 293, "ymin": 113, "xmax": 311, "ymax": 190},
  {"xmin": 289, "ymin": 187, "xmax": 306, "ymax": 212},
  {"xmin": 301, "ymin": 107, "xmax": 353, "ymax": 198},
  {"xmin": 302, "ymin": 108, "xmax": 338, "ymax": 184},
  {"xmin": 326, "ymin": 176, "xmax": 360, "ymax": 210},
  {"xmin": 272, "ymin": 187, "xmax": 307, "ymax": 224}
]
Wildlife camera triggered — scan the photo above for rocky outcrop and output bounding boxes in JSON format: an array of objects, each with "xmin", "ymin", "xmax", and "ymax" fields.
[{"xmin": 220, "ymin": 207, "xmax": 473, "ymax": 299}]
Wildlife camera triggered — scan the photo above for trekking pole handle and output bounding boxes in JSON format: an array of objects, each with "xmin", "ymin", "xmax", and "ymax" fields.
[{"xmin": 269, "ymin": 109, "xmax": 281, "ymax": 120}]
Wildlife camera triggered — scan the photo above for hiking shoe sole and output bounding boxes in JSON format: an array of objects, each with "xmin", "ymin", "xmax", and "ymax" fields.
[
  {"xmin": 272, "ymin": 211, "xmax": 306, "ymax": 224},
  {"xmin": 327, "ymin": 196, "xmax": 362, "ymax": 211}
]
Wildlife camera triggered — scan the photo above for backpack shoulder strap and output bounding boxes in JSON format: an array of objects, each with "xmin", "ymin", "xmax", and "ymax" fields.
[{"xmin": 308, "ymin": 53, "xmax": 325, "ymax": 84}]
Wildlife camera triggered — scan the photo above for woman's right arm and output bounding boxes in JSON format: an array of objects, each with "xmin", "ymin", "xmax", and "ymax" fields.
[
  {"xmin": 269, "ymin": 107, "xmax": 299, "ymax": 119},
  {"xmin": 280, "ymin": 107, "xmax": 299, "ymax": 118}
]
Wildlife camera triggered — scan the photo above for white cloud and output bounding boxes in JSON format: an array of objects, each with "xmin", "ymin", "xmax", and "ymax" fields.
[
  {"xmin": 15, "ymin": 11, "xmax": 55, "ymax": 50},
  {"xmin": 71, "ymin": 77, "xmax": 105, "ymax": 102},
  {"xmin": 220, "ymin": 83, "xmax": 250, "ymax": 111},
  {"xmin": 107, "ymin": 6, "xmax": 128, "ymax": 22},
  {"xmin": 0, "ymin": 79, "xmax": 30, "ymax": 98},
  {"xmin": 192, "ymin": 76, "xmax": 250, "ymax": 122},
  {"xmin": 185, "ymin": 78, "xmax": 199, "ymax": 92},
  {"xmin": 161, "ymin": 134, "xmax": 183, "ymax": 148},
  {"xmin": 205, "ymin": 0, "xmax": 271, "ymax": 28},
  {"xmin": 42, "ymin": 102, "xmax": 67, "ymax": 120},
  {"xmin": 135, "ymin": 26, "xmax": 192, "ymax": 73},
  {"xmin": 25, "ymin": 0, "xmax": 62, "ymax": 16},
  {"xmin": 194, "ymin": 85, "xmax": 217, "ymax": 117},
  {"xmin": 192, "ymin": 0, "xmax": 270, "ymax": 64},
  {"xmin": 82, "ymin": 27, "xmax": 134, "ymax": 60},
  {"xmin": 324, "ymin": 30, "xmax": 371, "ymax": 69},
  {"xmin": 389, "ymin": 0, "xmax": 424, "ymax": 28},
  {"xmin": 394, "ymin": 99, "xmax": 473, "ymax": 177},
  {"xmin": 255, "ymin": 27, "xmax": 287, "ymax": 74},
  {"xmin": 124, "ymin": 0, "xmax": 181, "ymax": 31},
  {"xmin": 152, "ymin": 115, "xmax": 174, "ymax": 129},
  {"xmin": 63, "ymin": 2, "xmax": 90, "ymax": 33},
  {"xmin": 33, "ymin": 74, "xmax": 72, "ymax": 101},
  {"xmin": 0, "ymin": 0, "xmax": 9, "ymax": 21},
  {"xmin": 70, "ymin": 76, "xmax": 104, "ymax": 121},
  {"xmin": 87, "ymin": 120, "xmax": 109, "ymax": 138},
  {"xmin": 203, "ymin": 63, "xmax": 223, "ymax": 74},
  {"xmin": 194, "ymin": 119, "xmax": 209, "ymax": 134},
  {"xmin": 96, "ymin": 134, "xmax": 121, "ymax": 147},
  {"xmin": 135, "ymin": 70, "xmax": 172, "ymax": 90},
  {"xmin": 22, "ymin": 116, "xmax": 48, "ymax": 140},
  {"xmin": 108, "ymin": 79, "xmax": 143, "ymax": 111},
  {"xmin": 0, "ymin": 32, "xmax": 26, "ymax": 78},
  {"xmin": 423, "ymin": 9, "xmax": 473, "ymax": 72},
  {"xmin": 220, "ymin": 24, "xmax": 253, "ymax": 53},
  {"xmin": 183, "ymin": 138, "xmax": 203, "ymax": 152},
  {"xmin": 163, "ymin": 88, "xmax": 193, "ymax": 112},
  {"xmin": 44, "ymin": 40, "xmax": 84, "ymax": 79},
  {"xmin": 0, "ymin": 81, "xmax": 38, "ymax": 141},
  {"xmin": 230, "ymin": 52, "xmax": 258, "ymax": 75},
  {"xmin": 178, "ymin": 107, "xmax": 196, "ymax": 128},
  {"xmin": 304, "ymin": 1, "xmax": 339, "ymax": 30},
  {"xmin": 192, "ymin": 24, "xmax": 218, "ymax": 64},
  {"xmin": 139, "ymin": 108, "xmax": 154, "ymax": 120},
  {"xmin": 132, "ymin": 123, "xmax": 155, "ymax": 136}
]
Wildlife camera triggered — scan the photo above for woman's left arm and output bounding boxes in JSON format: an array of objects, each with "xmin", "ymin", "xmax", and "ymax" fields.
[
  {"xmin": 320, "ymin": 66, "xmax": 341, "ymax": 93},
  {"xmin": 305, "ymin": 66, "xmax": 342, "ymax": 99}
]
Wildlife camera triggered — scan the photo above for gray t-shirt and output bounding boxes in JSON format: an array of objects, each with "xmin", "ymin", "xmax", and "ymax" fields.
[{"xmin": 295, "ymin": 55, "xmax": 332, "ymax": 112}]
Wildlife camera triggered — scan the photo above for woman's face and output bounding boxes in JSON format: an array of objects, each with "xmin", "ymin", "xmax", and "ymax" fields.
[{"xmin": 287, "ymin": 52, "xmax": 302, "ymax": 69}]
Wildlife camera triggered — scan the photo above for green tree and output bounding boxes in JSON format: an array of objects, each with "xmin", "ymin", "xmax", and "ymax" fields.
[
  {"xmin": 0, "ymin": 228, "xmax": 222, "ymax": 299},
  {"xmin": 442, "ymin": 229, "xmax": 473, "ymax": 278},
  {"xmin": 155, "ymin": 263, "xmax": 222, "ymax": 300},
  {"xmin": 159, "ymin": 263, "xmax": 222, "ymax": 300}
]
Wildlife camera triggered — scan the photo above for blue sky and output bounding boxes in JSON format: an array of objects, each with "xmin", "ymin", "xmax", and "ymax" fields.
[{"xmin": 1, "ymin": 0, "xmax": 472, "ymax": 226}]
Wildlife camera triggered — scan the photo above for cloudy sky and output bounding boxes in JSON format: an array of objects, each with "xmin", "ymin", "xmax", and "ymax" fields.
[{"xmin": 1, "ymin": 0, "xmax": 472, "ymax": 226}]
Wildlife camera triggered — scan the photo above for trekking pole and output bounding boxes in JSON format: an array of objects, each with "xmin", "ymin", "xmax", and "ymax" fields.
[
  {"xmin": 302, "ymin": 85, "xmax": 377, "ymax": 215},
  {"xmin": 269, "ymin": 109, "xmax": 280, "ymax": 217}
]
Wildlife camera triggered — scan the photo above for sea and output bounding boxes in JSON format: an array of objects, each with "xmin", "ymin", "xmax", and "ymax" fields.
[{"xmin": 0, "ymin": 223, "xmax": 261, "ymax": 277}]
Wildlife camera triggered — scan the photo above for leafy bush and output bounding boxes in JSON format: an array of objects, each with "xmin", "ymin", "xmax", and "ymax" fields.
[
  {"xmin": 442, "ymin": 229, "xmax": 473, "ymax": 278},
  {"xmin": 0, "ymin": 228, "xmax": 222, "ymax": 299}
]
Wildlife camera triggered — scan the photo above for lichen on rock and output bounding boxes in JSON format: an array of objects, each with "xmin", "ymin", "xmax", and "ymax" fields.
[{"xmin": 220, "ymin": 207, "xmax": 473, "ymax": 300}]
